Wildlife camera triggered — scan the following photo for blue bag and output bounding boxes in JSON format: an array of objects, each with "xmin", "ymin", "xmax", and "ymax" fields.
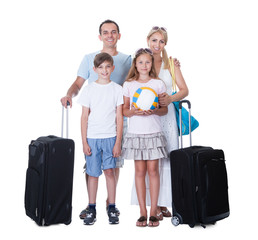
[
  {"xmin": 172, "ymin": 94, "xmax": 199, "ymax": 135},
  {"xmin": 169, "ymin": 57, "xmax": 199, "ymax": 135}
]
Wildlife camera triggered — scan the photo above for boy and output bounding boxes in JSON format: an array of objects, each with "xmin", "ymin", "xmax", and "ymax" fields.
[{"xmin": 78, "ymin": 52, "xmax": 123, "ymax": 225}]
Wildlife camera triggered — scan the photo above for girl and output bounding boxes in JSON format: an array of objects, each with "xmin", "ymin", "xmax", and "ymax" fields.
[{"xmin": 122, "ymin": 48, "xmax": 168, "ymax": 227}]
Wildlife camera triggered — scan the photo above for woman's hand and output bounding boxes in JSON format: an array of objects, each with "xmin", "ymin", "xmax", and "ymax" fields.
[
  {"xmin": 173, "ymin": 58, "xmax": 181, "ymax": 68},
  {"xmin": 158, "ymin": 92, "xmax": 171, "ymax": 106}
]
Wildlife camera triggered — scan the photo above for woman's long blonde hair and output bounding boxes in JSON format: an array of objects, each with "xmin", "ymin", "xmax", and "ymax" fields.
[
  {"xmin": 147, "ymin": 27, "xmax": 169, "ymax": 69},
  {"xmin": 125, "ymin": 49, "xmax": 158, "ymax": 81}
]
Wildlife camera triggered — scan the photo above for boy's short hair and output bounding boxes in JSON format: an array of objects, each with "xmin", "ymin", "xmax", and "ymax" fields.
[
  {"xmin": 99, "ymin": 19, "xmax": 120, "ymax": 34},
  {"xmin": 94, "ymin": 52, "xmax": 114, "ymax": 68}
]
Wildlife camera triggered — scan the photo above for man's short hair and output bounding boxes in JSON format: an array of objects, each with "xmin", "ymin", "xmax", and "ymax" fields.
[
  {"xmin": 99, "ymin": 19, "xmax": 120, "ymax": 34},
  {"xmin": 94, "ymin": 52, "xmax": 114, "ymax": 68}
]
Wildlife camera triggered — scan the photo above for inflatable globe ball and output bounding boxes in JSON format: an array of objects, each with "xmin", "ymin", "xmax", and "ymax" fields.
[{"xmin": 132, "ymin": 87, "xmax": 158, "ymax": 111}]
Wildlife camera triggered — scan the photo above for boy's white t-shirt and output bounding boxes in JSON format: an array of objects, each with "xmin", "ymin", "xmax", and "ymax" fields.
[
  {"xmin": 78, "ymin": 81, "xmax": 124, "ymax": 139},
  {"xmin": 123, "ymin": 79, "xmax": 166, "ymax": 134}
]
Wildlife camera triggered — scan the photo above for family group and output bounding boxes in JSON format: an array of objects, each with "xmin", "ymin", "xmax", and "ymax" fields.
[{"xmin": 60, "ymin": 19, "xmax": 188, "ymax": 227}]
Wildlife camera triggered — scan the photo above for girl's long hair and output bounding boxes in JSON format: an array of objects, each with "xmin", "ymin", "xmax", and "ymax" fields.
[
  {"xmin": 147, "ymin": 28, "xmax": 169, "ymax": 69},
  {"xmin": 125, "ymin": 50, "xmax": 158, "ymax": 82}
]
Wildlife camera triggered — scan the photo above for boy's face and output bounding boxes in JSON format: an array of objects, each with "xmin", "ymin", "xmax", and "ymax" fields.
[
  {"xmin": 94, "ymin": 61, "xmax": 115, "ymax": 80},
  {"xmin": 99, "ymin": 23, "xmax": 121, "ymax": 48}
]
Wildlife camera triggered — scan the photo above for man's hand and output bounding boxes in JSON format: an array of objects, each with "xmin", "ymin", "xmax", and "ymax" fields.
[{"xmin": 61, "ymin": 95, "xmax": 72, "ymax": 108}]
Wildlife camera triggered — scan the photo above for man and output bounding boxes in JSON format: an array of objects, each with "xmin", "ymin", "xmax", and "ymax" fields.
[{"xmin": 61, "ymin": 19, "xmax": 131, "ymax": 219}]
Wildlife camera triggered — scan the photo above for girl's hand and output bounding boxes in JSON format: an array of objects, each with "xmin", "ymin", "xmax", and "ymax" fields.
[
  {"xmin": 144, "ymin": 109, "xmax": 154, "ymax": 115},
  {"xmin": 158, "ymin": 93, "xmax": 171, "ymax": 106},
  {"xmin": 131, "ymin": 103, "xmax": 145, "ymax": 115},
  {"xmin": 144, "ymin": 104, "xmax": 160, "ymax": 115}
]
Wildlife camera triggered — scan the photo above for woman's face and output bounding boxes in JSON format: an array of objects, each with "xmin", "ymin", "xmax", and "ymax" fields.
[{"xmin": 148, "ymin": 32, "xmax": 166, "ymax": 55}]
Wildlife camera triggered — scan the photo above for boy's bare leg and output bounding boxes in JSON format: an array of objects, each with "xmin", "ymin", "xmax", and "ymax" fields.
[
  {"xmin": 106, "ymin": 168, "xmax": 119, "ymax": 206},
  {"xmin": 104, "ymin": 168, "xmax": 116, "ymax": 205},
  {"xmin": 88, "ymin": 176, "xmax": 99, "ymax": 204}
]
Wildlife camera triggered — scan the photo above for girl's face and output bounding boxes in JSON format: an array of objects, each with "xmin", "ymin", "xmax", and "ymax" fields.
[
  {"xmin": 148, "ymin": 32, "xmax": 166, "ymax": 55},
  {"xmin": 135, "ymin": 53, "xmax": 153, "ymax": 76}
]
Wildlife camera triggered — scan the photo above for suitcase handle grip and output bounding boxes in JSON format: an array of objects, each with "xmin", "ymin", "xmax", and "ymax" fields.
[{"xmin": 179, "ymin": 100, "xmax": 191, "ymax": 109}]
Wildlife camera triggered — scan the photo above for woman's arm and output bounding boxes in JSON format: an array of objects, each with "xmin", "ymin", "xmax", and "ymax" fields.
[{"xmin": 159, "ymin": 61, "xmax": 189, "ymax": 106}]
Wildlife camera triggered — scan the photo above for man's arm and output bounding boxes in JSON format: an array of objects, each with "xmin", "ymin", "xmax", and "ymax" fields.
[{"xmin": 61, "ymin": 76, "xmax": 85, "ymax": 108}]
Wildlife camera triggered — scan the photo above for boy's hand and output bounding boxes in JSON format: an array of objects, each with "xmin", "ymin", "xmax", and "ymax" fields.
[
  {"xmin": 83, "ymin": 143, "xmax": 92, "ymax": 156},
  {"xmin": 113, "ymin": 142, "xmax": 121, "ymax": 158}
]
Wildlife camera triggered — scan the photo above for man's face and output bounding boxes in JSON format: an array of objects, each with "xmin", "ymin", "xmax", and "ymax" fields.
[{"xmin": 99, "ymin": 23, "xmax": 121, "ymax": 48}]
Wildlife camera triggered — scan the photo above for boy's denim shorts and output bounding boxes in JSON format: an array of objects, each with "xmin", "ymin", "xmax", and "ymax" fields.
[{"xmin": 85, "ymin": 136, "xmax": 117, "ymax": 177}]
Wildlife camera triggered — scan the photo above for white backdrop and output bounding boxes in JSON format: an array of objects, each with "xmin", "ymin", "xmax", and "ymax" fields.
[{"xmin": 1, "ymin": 0, "xmax": 257, "ymax": 239}]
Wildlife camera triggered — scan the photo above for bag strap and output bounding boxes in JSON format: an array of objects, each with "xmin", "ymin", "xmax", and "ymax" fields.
[{"xmin": 168, "ymin": 57, "xmax": 177, "ymax": 93}]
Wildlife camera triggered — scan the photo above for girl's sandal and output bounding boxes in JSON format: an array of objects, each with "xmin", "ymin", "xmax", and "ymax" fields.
[
  {"xmin": 136, "ymin": 216, "xmax": 147, "ymax": 227},
  {"xmin": 157, "ymin": 211, "xmax": 163, "ymax": 221},
  {"xmin": 148, "ymin": 216, "xmax": 159, "ymax": 227}
]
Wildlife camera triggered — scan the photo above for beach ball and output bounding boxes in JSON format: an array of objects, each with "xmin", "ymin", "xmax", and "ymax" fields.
[{"xmin": 132, "ymin": 87, "xmax": 158, "ymax": 111}]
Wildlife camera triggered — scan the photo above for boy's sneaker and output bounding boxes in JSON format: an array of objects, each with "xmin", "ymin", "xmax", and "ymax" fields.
[
  {"xmin": 83, "ymin": 208, "xmax": 96, "ymax": 225},
  {"xmin": 108, "ymin": 207, "xmax": 119, "ymax": 224},
  {"xmin": 106, "ymin": 206, "xmax": 120, "ymax": 216}
]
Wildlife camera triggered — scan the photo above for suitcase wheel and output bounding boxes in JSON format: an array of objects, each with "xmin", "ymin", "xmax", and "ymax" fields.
[
  {"xmin": 171, "ymin": 216, "xmax": 180, "ymax": 226},
  {"xmin": 64, "ymin": 219, "xmax": 71, "ymax": 225}
]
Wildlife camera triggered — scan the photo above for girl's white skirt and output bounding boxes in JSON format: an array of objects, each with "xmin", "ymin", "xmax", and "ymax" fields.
[{"xmin": 122, "ymin": 132, "xmax": 167, "ymax": 160}]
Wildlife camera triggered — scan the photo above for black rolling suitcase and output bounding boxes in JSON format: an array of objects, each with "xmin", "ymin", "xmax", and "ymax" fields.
[
  {"xmin": 25, "ymin": 105, "xmax": 75, "ymax": 226},
  {"xmin": 170, "ymin": 100, "xmax": 229, "ymax": 228}
]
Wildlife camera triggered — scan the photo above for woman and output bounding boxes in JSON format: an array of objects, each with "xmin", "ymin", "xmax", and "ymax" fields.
[{"xmin": 131, "ymin": 26, "xmax": 189, "ymax": 220}]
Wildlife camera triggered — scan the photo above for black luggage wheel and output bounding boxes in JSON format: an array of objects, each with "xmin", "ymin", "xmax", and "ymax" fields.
[{"xmin": 64, "ymin": 220, "xmax": 71, "ymax": 225}]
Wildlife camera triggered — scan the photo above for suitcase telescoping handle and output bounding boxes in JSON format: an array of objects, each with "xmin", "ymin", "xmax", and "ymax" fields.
[
  {"xmin": 179, "ymin": 100, "xmax": 192, "ymax": 148},
  {"xmin": 61, "ymin": 101, "xmax": 70, "ymax": 138}
]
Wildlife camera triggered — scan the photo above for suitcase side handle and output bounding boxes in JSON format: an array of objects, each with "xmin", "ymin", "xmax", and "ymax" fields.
[
  {"xmin": 179, "ymin": 100, "xmax": 192, "ymax": 148},
  {"xmin": 61, "ymin": 101, "xmax": 70, "ymax": 138}
]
